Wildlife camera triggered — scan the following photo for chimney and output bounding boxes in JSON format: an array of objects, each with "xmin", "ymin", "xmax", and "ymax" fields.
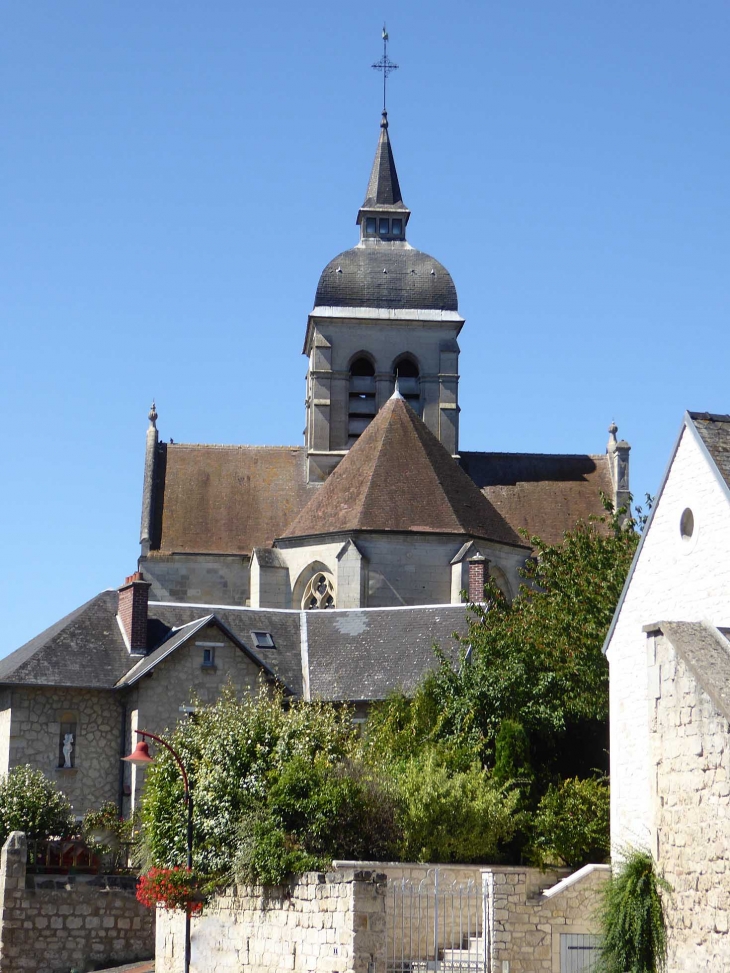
[
  {"xmin": 468, "ymin": 554, "xmax": 489, "ymax": 603},
  {"xmin": 118, "ymin": 572, "xmax": 151, "ymax": 653}
]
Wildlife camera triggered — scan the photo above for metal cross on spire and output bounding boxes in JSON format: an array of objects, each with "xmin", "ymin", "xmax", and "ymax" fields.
[{"xmin": 372, "ymin": 24, "xmax": 399, "ymax": 113}]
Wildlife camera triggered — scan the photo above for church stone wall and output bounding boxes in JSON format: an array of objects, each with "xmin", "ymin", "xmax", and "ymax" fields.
[
  {"xmin": 608, "ymin": 425, "xmax": 730, "ymax": 850},
  {"xmin": 141, "ymin": 553, "xmax": 250, "ymax": 606},
  {"xmin": 648, "ymin": 633, "xmax": 730, "ymax": 972},
  {"xmin": 359, "ymin": 534, "xmax": 469, "ymax": 607},
  {"xmin": 6, "ymin": 687, "xmax": 122, "ymax": 815}
]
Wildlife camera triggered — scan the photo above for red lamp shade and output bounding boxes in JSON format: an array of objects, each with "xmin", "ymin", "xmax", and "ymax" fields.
[{"xmin": 122, "ymin": 740, "xmax": 154, "ymax": 765}]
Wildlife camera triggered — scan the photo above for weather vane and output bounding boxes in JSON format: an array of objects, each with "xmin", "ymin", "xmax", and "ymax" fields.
[{"xmin": 372, "ymin": 24, "xmax": 399, "ymax": 113}]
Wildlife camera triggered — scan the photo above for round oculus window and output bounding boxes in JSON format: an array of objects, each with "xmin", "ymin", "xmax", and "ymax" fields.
[{"xmin": 680, "ymin": 507, "xmax": 694, "ymax": 541}]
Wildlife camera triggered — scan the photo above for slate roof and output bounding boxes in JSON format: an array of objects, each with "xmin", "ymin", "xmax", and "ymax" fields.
[
  {"xmin": 0, "ymin": 592, "xmax": 471, "ymax": 703},
  {"xmin": 688, "ymin": 412, "xmax": 730, "ymax": 489},
  {"xmin": 282, "ymin": 395, "xmax": 528, "ymax": 548},
  {"xmin": 459, "ymin": 451, "xmax": 614, "ymax": 547},
  {"xmin": 305, "ymin": 605, "xmax": 468, "ymax": 701},
  {"xmin": 0, "ymin": 591, "xmax": 132, "ymax": 689},
  {"xmin": 649, "ymin": 621, "xmax": 730, "ymax": 723},
  {"xmin": 360, "ymin": 112, "xmax": 408, "ymax": 212},
  {"xmin": 314, "ymin": 244, "xmax": 458, "ymax": 312},
  {"xmin": 150, "ymin": 444, "xmax": 320, "ymax": 555}
]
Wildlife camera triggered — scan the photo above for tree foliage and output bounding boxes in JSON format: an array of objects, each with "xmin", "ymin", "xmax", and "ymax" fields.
[
  {"xmin": 529, "ymin": 776, "xmax": 610, "ymax": 868},
  {"xmin": 0, "ymin": 765, "xmax": 73, "ymax": 846}
]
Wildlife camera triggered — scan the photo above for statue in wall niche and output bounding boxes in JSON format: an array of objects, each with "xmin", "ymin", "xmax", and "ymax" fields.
[{"xmin": 62, "ymin": 733, "xmax": 74, "ymax": 768}]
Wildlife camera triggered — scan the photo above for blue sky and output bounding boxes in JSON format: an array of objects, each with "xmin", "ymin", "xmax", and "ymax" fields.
[{"xmin": 2, "ymin": 1, "xmax": 729, "ymax": 655}]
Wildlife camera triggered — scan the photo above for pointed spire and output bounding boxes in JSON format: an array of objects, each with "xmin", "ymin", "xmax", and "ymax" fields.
[{"xmin": 357, "ymin": 113, "xmax": 410, "ymax": 233}]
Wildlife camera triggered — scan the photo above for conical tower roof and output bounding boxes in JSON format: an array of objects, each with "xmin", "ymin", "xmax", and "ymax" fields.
[
  {"xmin": 282, "ymin": 394, "xmax": 526, "ymax": 547},
  {"xmin": 359, "ymin": 111, "xmax": 408, "ymax": 212}
]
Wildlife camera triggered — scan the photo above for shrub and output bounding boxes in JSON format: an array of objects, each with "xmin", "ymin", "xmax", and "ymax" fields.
[
  {"xmin": 598, "ymin": 848, "xmax": 672, "ymax": 973},
  {"xmin": 0, "ymin": 765, "xmax": 73, "ymax": 846},
  {"xmin": 392, "ymin": 750, "xmax": 518, "ymax": 863},
  {"xmin": 529, "ymin": 776, "xmax": 610, "ymax": 868}
]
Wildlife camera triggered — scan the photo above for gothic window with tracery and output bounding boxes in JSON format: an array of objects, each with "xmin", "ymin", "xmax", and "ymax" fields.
[{"xmin": 302, "ymin": 572, "xmax": 336, "ymax": 610}]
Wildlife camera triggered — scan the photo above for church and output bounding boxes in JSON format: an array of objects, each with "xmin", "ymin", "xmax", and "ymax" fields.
[{"xmin": 0, "ymin": 109, "xmax": 629, "ymax": 816}]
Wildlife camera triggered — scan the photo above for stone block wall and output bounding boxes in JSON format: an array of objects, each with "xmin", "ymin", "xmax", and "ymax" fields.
[
  {"xmin": 5, "ymin": 686, "xmax": 123, "ymax": 815},
  {"xmin": 649, "ymin": 633, "xmax": 730, "ymax": 972},
  {"xmin": 140, "ymin": 553, "xmax": 250, "ymax": 606},
  {"xmin": 484, "ymin": 864, "xmax": 609, "ymax": 973},
  {"xmin": 156, "ymin": 869, "xmax": 387, "ymax": 973},
  {"xmin": 0, "ymin": 831, "xmax": 154, "ymax": 973}
]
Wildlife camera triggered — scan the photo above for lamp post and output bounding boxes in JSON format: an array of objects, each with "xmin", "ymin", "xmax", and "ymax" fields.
[{"xmin": 123, "ymin": 730, "xmax": 194, "ymax": 973}]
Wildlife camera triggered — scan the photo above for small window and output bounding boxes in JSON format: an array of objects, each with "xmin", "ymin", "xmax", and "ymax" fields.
[
  {"xmin": 252, "ymin": 631, "xmax": 275, "ymax": 649},
  {"xmin": 680, "ymin": 508, "xmax": 694, "ymax": 541},
  {"xmin": 59, "ymin": 722, "xmax": 77, "ymax": 769},
  {"xmin": 365, "ymin": 217, "xmax": 376, "ymax": 234},
  {"xmin": 391, "ymin": 218, "xmax": 402, "ymax": 236},
  {"xmin": 379, "ymin": 218, "xmax": 389, "ymax": 235},
  {"xmin": 202, "ymin": 647, "xmax": 215, "ymax": 668}
]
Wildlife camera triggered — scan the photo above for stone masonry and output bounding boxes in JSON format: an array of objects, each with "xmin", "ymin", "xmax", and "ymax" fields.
[
  {"xmin": 648, "ymin": 631, "xmax": 730, "ymax": 972},
  {"xmin": 155, "ymin": 869, "xmax": 387, "ymax": 973},
  {"xmin": 0, "ymin": 831, "xmax": 154, "ymax": 973}
]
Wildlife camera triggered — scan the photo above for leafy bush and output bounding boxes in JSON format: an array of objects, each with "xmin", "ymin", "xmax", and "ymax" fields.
[
  {"xmin": 598, "ymin": 848, "xmax": 671, "ymax": 973},
  {"xmin": 391, "ymin": 750, "xmax": 518, "ymax": 863},
  {"xmin": 235, "ymin": 756, "xmax": 400, "ymax": 885},
  {"xmin": 0, "ymin": 765, "xmax": 73, "ymax": 846},
  {"xmin": 529, "ymin": 776, "xmax": 610, "ymax": 868}
]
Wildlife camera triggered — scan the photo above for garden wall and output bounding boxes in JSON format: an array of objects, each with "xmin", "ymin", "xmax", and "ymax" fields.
[
  {"xmin": 0, "ymin": 831, "xmax": 154, "ymax": 973},
  {"xmin": 156, "ymin": 868, "xmax": 387, "ymax": 973}
]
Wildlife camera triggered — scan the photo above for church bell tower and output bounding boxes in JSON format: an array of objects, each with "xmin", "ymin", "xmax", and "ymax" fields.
[{"xmin": 303, "ymin": 110, "xmax": 465, "ymax": 483}]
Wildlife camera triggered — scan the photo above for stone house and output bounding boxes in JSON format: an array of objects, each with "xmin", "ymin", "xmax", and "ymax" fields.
[
  {"xmin": 1, "ymin": 106, "xmax": 629, "ymax": 817},
  {"xmin": 604, "ymin": 411, "xmax": 730, "ymax": 970}
]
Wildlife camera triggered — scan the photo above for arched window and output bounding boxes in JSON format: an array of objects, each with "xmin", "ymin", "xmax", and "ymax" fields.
[
  {"xmin": 348, "ymin": 356, "xmax": 376, "ymax": 443},
  {"xmin": 302, "ymin": 572, "xmax": 336, "ymax": 610},
  {"xmin": 393, "ymin": 356, "xmax": 421, "ymax": 414}
]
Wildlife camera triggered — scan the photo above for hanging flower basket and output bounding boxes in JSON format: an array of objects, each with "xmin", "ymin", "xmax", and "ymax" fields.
[{"xmin": 136, "ymin": 867, "xmax": 205, "ymax": 915}]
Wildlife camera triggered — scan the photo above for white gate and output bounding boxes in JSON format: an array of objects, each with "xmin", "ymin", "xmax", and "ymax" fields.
[
  {"xmin": 560, "ymin": 933, "xmax": 601, "ymax": 972},
  {"xmin": 386, "ymin": 868, "xmax": 488, "ymax": 972}
]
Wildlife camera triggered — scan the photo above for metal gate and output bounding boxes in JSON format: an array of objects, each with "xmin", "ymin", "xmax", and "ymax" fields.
[
  {"xmin": 560, "ymin": 933, "xmax": 601, "ymax": 972},
  {"xmin": 386, "ymin": 868, "xmax": 488, "ymax": 972}
]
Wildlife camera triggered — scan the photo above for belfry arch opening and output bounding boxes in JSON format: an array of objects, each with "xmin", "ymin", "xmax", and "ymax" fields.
[
  {"xmin": 348, "ymin": 356, "xmax": 376, "ymax": 444},
  {"xmin": 394, "ymin": 356, "xmax": 421, "ymax": 413}
]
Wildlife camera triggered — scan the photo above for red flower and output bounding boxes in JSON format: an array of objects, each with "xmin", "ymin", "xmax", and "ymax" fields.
[{"xmin": 136, "ymin": 867, "xmax": 203, "ymax": 914}]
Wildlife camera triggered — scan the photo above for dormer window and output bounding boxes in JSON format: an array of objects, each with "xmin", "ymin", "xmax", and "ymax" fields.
[
  {"xmin": 379, "ymin": 218, "xmax": 390, "ymax": 235},
  {"xmin": 392, "ymin": 219, "xmax": 402, "ymax": 236},
  {"xmin": 252, "ymin": 631, "xmax": 275, "ymax": 649},
  {"xmin": 365, "ymin": 217, "xmax": 376, "ymax": 235}
]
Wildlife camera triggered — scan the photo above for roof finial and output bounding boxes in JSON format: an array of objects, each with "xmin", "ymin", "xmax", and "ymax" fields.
[
  {"xmin": 607, "ymin": 420, "xmax": 618, "ymax": 451},
  {"xmin": 148, "ymin": 400, "xmax": 158, "ymax": 429},
  {"xmin": 391, "ymin": 376, "xmax": 404, "ymax": 400},
  {"xmin": 372, "ymin": 23, "xmax": 399, "ymax": 114}
]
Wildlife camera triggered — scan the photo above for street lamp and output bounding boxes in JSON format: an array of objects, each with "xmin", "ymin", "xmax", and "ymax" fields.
[{"xmin": 123, "ymin": 730, "xmax": 194, "ymax": 973}]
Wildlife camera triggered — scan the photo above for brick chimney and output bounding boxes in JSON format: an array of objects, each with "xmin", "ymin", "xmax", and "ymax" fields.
[
  {"xmin": 118, "ymin": 572, "xmax": 151, "ymax": 653},
  {"xmin": 468, "ymin": 554, "xmax": 489, "ymax": 603}
]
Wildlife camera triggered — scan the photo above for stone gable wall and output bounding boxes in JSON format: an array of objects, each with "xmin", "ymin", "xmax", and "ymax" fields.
[
  {"xmin": 0, "ymin": 832, "xmax": 154, "ymax": 973},
  {"xmin": 649, "ymin": 633, "xmax": 730, "ymax": 971},
  {"xmin": 155, "ymin": 869, "xmax": 387, "ymax": 973},
  {"xmin": 607, "ymin": 425, "xmax": 730, "ymax": 849}
]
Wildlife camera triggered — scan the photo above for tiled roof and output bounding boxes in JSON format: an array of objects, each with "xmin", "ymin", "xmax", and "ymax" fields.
[
  {"xmin": 0, "ymin": 591, "xmax": 131, "ymax": 689},
  {"xmin": 0, "ymin": 592, "xmax": 470, "ymax": 703},
  {"xmin": 282, "ymin": 396, "xmax": 527, "ymax": 548},
  {"xmin": 688, "ymin": 412, "xmax": 730, "ymax": 490},
  {"xmin": 651, "ymin": 621, "xmax": 730, "ymax": 723},
  {"xmin": 152, "ymin": 444, "xmax": 319, "ymax": 555},
  {"xmin": 459, "ymin": 451, "xmax": 614, "ymax": 547},
  {"xmin": 305, "ymin": 605, "xmax": 468, "ymax": 701}
]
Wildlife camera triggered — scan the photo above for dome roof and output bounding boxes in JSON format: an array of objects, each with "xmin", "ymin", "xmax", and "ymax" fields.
[{"xmin": 314, "ymin": 243, "xmax": 458, "ymax": 312}]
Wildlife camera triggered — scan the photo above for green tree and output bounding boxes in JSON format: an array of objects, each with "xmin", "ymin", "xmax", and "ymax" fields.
[
  {"xmin": 0, "ymin": 765, "xmax": 73, "ymax": 846},
  {"xmin": 529, "ymin": 776, "xmax": 610, "ymax": 868}
]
